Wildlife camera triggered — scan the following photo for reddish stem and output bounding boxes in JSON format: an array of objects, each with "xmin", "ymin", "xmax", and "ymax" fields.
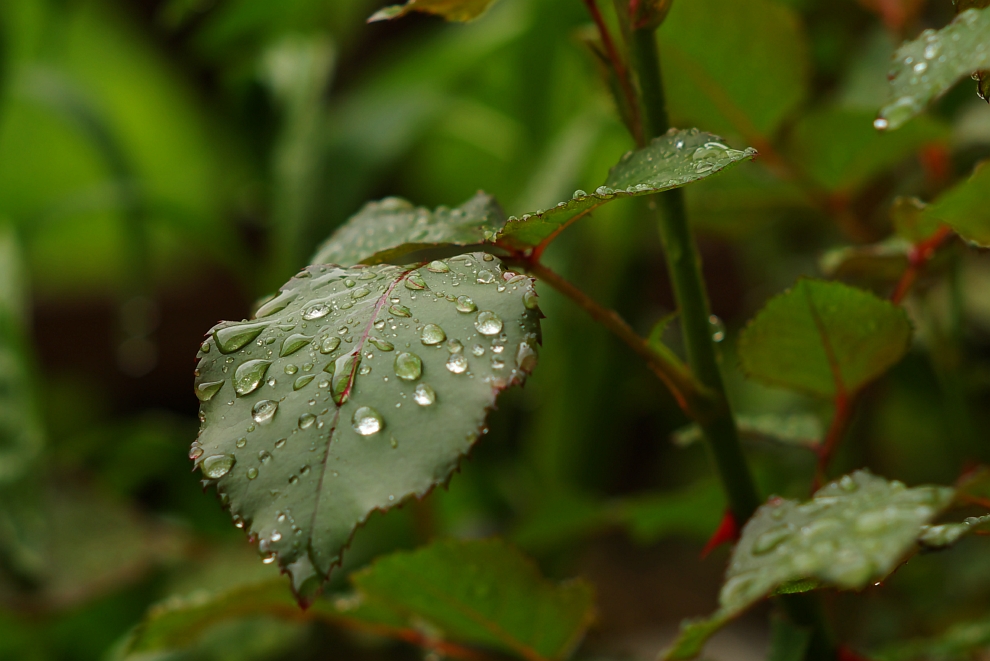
[
  {"xmin": 891, "ymin": 225, "xmax": 954, "ymax": 305},
  {"xmin": 581, "ymin": 0, "xmax": 644, "ymax": 145},
  {"xmin": 814, "ymin": 391, "xmax": 852, "ymax": 490}
]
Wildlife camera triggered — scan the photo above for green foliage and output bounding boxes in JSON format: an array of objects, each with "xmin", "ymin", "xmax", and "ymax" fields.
[
  {"xmin": 193, "ymin": 256, "xmax": 540, "ymax": 596},
  {"xmin": 738, "ymin": 279, "xmax": 913, "ymax": 399},
  {"xmin": 369, "ymin": 0, "xmax": 499, "ymax": 23},
  {"xmin": 672, "ymin": 413, "xmax": 823, "ymax": 449},
  {"xmin": 663, "ymin": 471, "xmax": 956, "ymax": 660},
  {"xmin": 878, "ymin": 6, "xmax": 990, "ymax": 130},
  {"xmin": 877, "ymin": 616, "xmax": 990, "ymax": 661},
  {"xmin": 926, "ymin": 160, "xmax": 990, "ymax": 246}
]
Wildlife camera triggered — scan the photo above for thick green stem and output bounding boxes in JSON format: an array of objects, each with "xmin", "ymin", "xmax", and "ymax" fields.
[
  {"xmin": 629, "ymin": 27, "xmax": 759, "ymax": 524},
  {"xmin": 628, "ymin": 25, "xmax": 835, "ymax": 660}
]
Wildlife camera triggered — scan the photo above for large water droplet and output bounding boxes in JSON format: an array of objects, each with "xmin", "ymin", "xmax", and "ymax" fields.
[
  {"xmin": 476, "ymin": 270, "xmax": 496, "ymax": 284},
  {"xmin": 320, "ymin": 336, "xmax": 341, "ymax": 354},
  {"xmin": 427, "ymin": 260, "xmax": 450, "ymax": 273},
  {"xmin": 394, "ymin": 352, "xmax": 423, "ymax": 381},
  {"xmin": 446, "ymin": 353, "xmax": 468, "ymax": 373},
  {"xmin": 202, "ymin": 454, "xmax": 235, "ymax": 479},
  {"xmin": 299, "ymin": 413, "xmax": 317, "ymax": 429},
  {"xmin": 456, "ymin": 296, "xmax": 477, "ymax": 313},
  {"xmin": 214, "ymin": 322, "xmax": 267, "ymax": 354},
  {"xmin": 369, "ymin": 337, "xmax": 394, "ymax": 351},
  {"xmin": 280, "ymin": 333, "xmax": 312, "ymax": 357},
  {"xmin": 195, "ymin": 380, "xmax": 224, "ymax": 402},
  {"xmin": 352, "ymin": 406, "xmax": 384, "ymax": 435},
  {"xmin": 351, "ymin": 287, "xmax": 370, "ymax": 299},
  {"xmin": 523, "ymin": 290, "xmax": 539, "ymax": 310},
  {"xmin": 247, "ymin": 467, "xmax": 259, "ymax": 480},
  {"xmin": 252, "ymin": 399, "xmax": 279, "ymax": 424},
  {"xmin": 405, "ymin": 274, "xmax": 427, "ymax": 290},
  {"xmin": 293, "ymin": 374, "xmax": 315, "ymax": 390},
  {"xmin": 302, "ymin": 303, "xmax": 331, "ymax": 320},
  {"xmin": 332, "ymin": 352, "xmax": 360, "ymax": 405},
  {"xmin": 475, "ymin": 311, "xmax": 503, "ymax": 335},
  {"xmin": 389, "ymin": 303, "xmax": 412, "ymax": 317},
  {"xmin": 234, "ymin": 360, "xmax": 272, "ymax": 396},
  {"xmin": 414, "ymin": 383, "xmax": 436, "ymax": 406},
  {"xmin": 421, "ymin": 324, "xmax": 446, "ymax": 345},
  {"xmin": 752, "ymin": 524, "xmax": 794, "ymax": 555},
  {"xmin": 516, "ymin": 341, "xmax": 537, "ymax": 372}
]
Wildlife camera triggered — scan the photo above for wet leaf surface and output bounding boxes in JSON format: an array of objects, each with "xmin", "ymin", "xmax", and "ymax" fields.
[
  {"xmin": 738, "ymin": 279, "xmax": 912, "ymax": 399},
  {"xmin": 878, "ymin": 6, "xmax": 990, "ymax": 130},
  {"xmin": 192, "ymin": 255, "xmax": 541, "ymax": 597}
]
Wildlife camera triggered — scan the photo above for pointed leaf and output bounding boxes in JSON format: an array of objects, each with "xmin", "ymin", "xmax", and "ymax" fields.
[
  {"xmin": 738, "ymin": 279, "xmax": 912, "ymax": 399},
  {"xmin": 311, "ymin": 193, "xmax": 507, "ymax": 267},
  {"xmin": 662, "ymin": 471, "xmax": 955, "ymax": 660},
  {"xmin": 918, "ymin": 514, "xmax": 990, "ymax": 549},
  {"xmin": 496, "ymin": 129, "xmax": 757, "ymax": 250},
  {"xmin": 924, "ymin": 160, "xmax": 990, "ymax": 247},
  {"xmin": 672, "ymin": 413, "xmax": 823, "ymax": 449},
  {"xmin": 368, "ymin": 0, "xmax": 498, "ymax": 23},
  {"xmin": 877, "ymin": 6, "xmax": 990, "ymax": 130},
  {"xmin": 352, "ymin": 538, "xmax": 596, "ymax": 661},
  {"xmin": 192, "ymin": 254, "xmax": 541, "ymax": 597},
  {"xmin": 819, "ymin": 238, "xmax": 912, "ymax": 285}
]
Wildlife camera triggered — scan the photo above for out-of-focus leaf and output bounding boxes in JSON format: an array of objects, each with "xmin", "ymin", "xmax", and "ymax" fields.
[
  {"xmin": 918, "ymin": 514, "xmax": 990, "ymax": 549},
  {"xmin": 630, "ymin": 0, "xmax": 674, "ymax": 30},
  {"xmin": 819, "ymin": 238, "xmax": 911, "ymax": 285},
  {"xmin": 892, "ymin": 196, "xmax": 941, "ymax": 243},
  {"xmin": 737, "ymin": 279, "xmax": 912, "ymax": 399},
  {"xmin": 658, "ymin": 0, "xmax": 809, "ymax": 141},
  {"xmin": 662, "ymin": 471, "xmax": 955, "ymax": 660},
  {"xmin": 192, "ymin": 255, "xmax": 541, "ymax": 598},
  {"xmin": 924, "ymin": 160, "xmax": 990, "ymax": 246},
  {"xmin": 311, "ymin": 193, "xmax": 506, "ymax": 267},
  {"xmin": 496, "ymin": 129, "xmax": 756, "ymax": 250},
  {"xmin": 876, "ymin": 616, "xmax": 990, "ymax": 661},
  {"xmin": 787, "ymin": 108, "xmax": 948, "ymax": 192},
  {"xmin": 672, "ymin": 413, "xmax": 822, "ymax": 449},
  {"xmin": 877, "ymin": 6, "xmax": 990, "ymax": 130},
  {"xmin": 352, "ymin": 538, "xmax": 595, "ymax": 661},
  {"xmin": 368, "ymin": 0, "xmax": 498, "ymax": 23},
  {"xmin": 767, "ymin": 614, "xmax": 812, "ymax": 661},
  {"xmin": 619, "ymin": 480, "xmax": 725, "ymax": 544}
]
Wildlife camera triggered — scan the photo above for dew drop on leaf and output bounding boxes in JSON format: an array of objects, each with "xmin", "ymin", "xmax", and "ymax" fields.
[
  {"xmin": 475, "ymin": 311, "xmax": 503, "ymax": 335},
  {"xmin": 202, "ymin": 454, "xmax": 235, "ymax": 479},
  {"xmin": 251, "ymin": 399, "xmax": 279, "ymax": 424},
  {"xmin": 446, "ymin": 354, "xmax": 468, "ymax": 373},
  {"xmin": 213, "ymin": 322, "xmax": 268, "ymax": 354},
  {"xmin": 195, "ymin": 380, "xmax": 224, "ymax": 402},
  {"xmin": 421, "ymin": 324, "xmax": 446, "ymax": 345},
  {"xmin": 352, "ymin": 406, "xmax": 384, "ymax": 435},
  {"xmin": 393, "ymin": 352, "xmax": 423, "ymax": 381},
  {"xmin": 414, "ymin": 383, "xmax": 436, "ymax": 406},
  {"xmin": 320, "ymin": 336, "xmax": 341, "ymax": 354},
  {"xmin": 280, "ymin": 333, "xmax": 312, "ymax": 357},
  {"xmin": 455, "ymin": 295, "xmax": 477, "ymax": 313},
  {"xmin": 299, "ymin": 413, "xmax": 316, "ymax": 429},
  {"xmin": 234, "ymin": 359, "xmax": 272, "ymax": 396}
]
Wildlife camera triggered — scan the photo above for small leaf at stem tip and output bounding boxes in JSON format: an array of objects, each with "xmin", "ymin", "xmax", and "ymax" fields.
[
  {"xmin": 193, "ymin": 255, "xmax": 541, "ymax": 601},
  {"xmin": 876, "ymin": 6, "xmax": 990, "ymax": 131},
  {"xmin": 496, "ymin": 128, "xmax": 757, "ymax": 250},
  {"xmin": 661, "ymin": 471, "xmax": 955, "ymax": 660},
  {"xmin": 923, "ymin": 159, "xmax": 990, "ymax": 247},
  {"xmin": 737, "ymin": 279, "xmax": 912, "ymax": 399},
  {"xmin": 368, "ymin": 0, "xmax": 498, "ymax": 23}
]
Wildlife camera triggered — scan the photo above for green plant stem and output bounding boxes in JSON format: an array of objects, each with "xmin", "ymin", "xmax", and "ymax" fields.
[
  {"xmin": 628, "ymin": 26, "xmax": 835, "ymax": 660},
  {"xmin": 629, "ymin": 26, "xmax": 759, "ymax": 524}
]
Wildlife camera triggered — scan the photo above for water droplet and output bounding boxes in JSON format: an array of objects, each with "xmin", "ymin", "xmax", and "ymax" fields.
[
  {"xmin": 369, "ymin": 337, "xmax": 394, "ymax": 351},
  {"xmin": 446, "ymin": 354, "xmax": 468, "ymax": 373},
  {"xmin": 924, "ymin": 42, "xmax": 940, "ymax": 59},
  {"xmin": 302, "ymin": 303, "xmax": 331, "ymax": 320},
  {"xmin": 414, "ymin": 383, "xmax": 436, "ymax": 406},
  {"xmin": 252, "ymin": 399, "xmax": 279, "ymax": 424},
  {"xmin": 752, "ymin": 524, "xmax": 794, "ymax": 555},
  {"xmin": 427, "ymin": 260, "xmax": 450, "ymax": 273},
  {"xmin": 523, "ymin": 291, "xmax": 539, "ymax": 310},
  {"xmin": 421, "ymin": 324, "xmax": 446, "ymax": 345},
  {"xmin": 320, "ymin": 336, "xmax": 341, "ymax": 354},
  {"xmin": 454, "ymin": 295, "xmax": 478, "ymax": 313},
  {"xmin": 475, "ymin": 311, "xmax": 503, "ymax": 335},
  {"xmin": 280, "ymin": 333, "xmax": 312, "ymax": 357},
  {"xmin": 332, "ymin": 352, "xmax": 360, "ymax": 405},
  {"xmin": 389, "ymin": 303, "xmax": 412, "ymax": 317},
  {"xmin": 516, "ymin": 341, "xmax": 537, "ymax": 372},
  {"xmin": 189, "ymin": 445, "xmax": 203, "ymax": 460},
  {"xmin": 293, "ymin": 375, "xmax": 315, "ymax": 390},
  {"xmin": 476, "ymin": 270, "xmax": 496, "ymax": 284},
  {"xmin": 294, "ymin": 413, "xmax": 316, "ymax": 430},
  {"xmin": 573, "ymin": 189, "xmax": 587, "ymax": 198},
  {"xmin": 351, "ymin": 287, "xmax": 371, "ymax": 299},
  {"xmin": 262, "ymin": 554, "xmax": 276, "ymax": 564},
  {"xmin": 352, "ymin": 406, "xmax": 384, "ymax": 435},
  {"xmin": 214, "ymin": 322, "xmax": 268, "ymax": 354},
  {"xmin": 284, "ymin": 364, "xmax": 298, "ymax": 375},
  {"xmin": 471, "ymin": 344, "xmax": 485, "ymax": 356},
  {"xmin": 709, "ymin": 315, "xmax": 726, "ymax": 342},
  {"xmin": 405, "ymin": 274, "xmax": 427, "ymax": 290},
  {"xmin": 873, "ymin": 117, "xmax": 889, "ymax": 130},
  {"xmin": 447, "ymin": 339, "xmax": 463, "ymax": 353},
  {"xmin": 275, "ymin": 438, "xmax": 286, "ymax": 448},
  {"xmin": 258, "ymin": 450, "xmax": 272, "ymax": 463},
  {"xmin": 247, "ymin": 467, "xmax": 259, "ymax": 480},
  {"xmin": 913, "ymin": 61, "xmax": 927, "ymax": 73},
  {"xmin": 202, "ymin": 454, "xmax": 235, "ymax": 479},
  {"xmin": 236, "ymin": 437, "xmax": 247, "ymax": 448},
  {"xmin": 393, "ymin": 352, "xmax": 422, "ymax": 380},
  {"xmin": 839, "ymin": 475, "xmax": 858, "ymax": 492},
  {"xmin": 195, "ymin": 380, "xmax": 224, "ymax": 402},
  {"xmin": 233, "ymin": 359, "xmax": 272, "ymax": 396}
]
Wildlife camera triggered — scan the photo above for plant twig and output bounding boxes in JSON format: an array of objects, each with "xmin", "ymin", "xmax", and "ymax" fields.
[{"xmin": 891, "ymin": 225, "xmax": 954, "ymax": 304}]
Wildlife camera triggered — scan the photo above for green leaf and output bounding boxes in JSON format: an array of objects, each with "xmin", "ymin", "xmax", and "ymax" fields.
[
  {"xmin": 876, "ymin": 615, "xmax": 990, "ymax": 661},
  {"xmin": 737, "ymin": 279, "xmax": 912, "ymax": 399},
  {"xmin": 352, "ymin": 538, "xmax": 596, "ymax": 661},
  {"xmin": 918, "ymin": 514, "xmax": 990, "ymax": 549},
  {"xmin": 495, "ymin": 129, "xmax": 757, "ymax": 250},
  {"xmin": 630, "ymin": 0, "xmax": 674, "ymax": 31},
  {"xmin": 924, "ymin": 160, "xmax": 990, "ymax": 247},
  {"xmin": 192, "ymin": 255, "xmax": 541, "ymax": 598},
  {"xmin": 892, "ymin": 196, "xmax": 941, "ymax": 244},
  {"xmin": 619, "ymin": 480, "xmax": 726, "ymax": 544},
  {"xmin": 767, "ymin": 614, "xmax": 812, "ymax": 661},
  {"xmin": 672, "ymin": 413, "xmax": 823, "ymax": 449},
  {"xmin": 877, "ymin": 6, "xmax": 990, "ymax": 130},
  {"xmin": 368, "ymin": 0, "xmax": 498, "ymax": 23},
  {"xmin": 819, "ymin": 238, "xmax": 912, "ymax": 286},
  {"xmin": 310, "ymin": 193, "xmax": 506, "ymax": 267},
  {"xmin": 787, "ymin": 108, "xmax": 948, "ymax": 192},
  {"xmin": 662, "ymin": 471, "xmax": 955, "ymax": 660},
  {"xmin": 658, "ymin": 0, "xmax": 809, "ymax": 141}
]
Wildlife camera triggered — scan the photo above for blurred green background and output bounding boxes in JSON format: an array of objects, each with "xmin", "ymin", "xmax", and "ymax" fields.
[{"xmin": 1, "ymin": 0, "xmax": 989, "ymax": 659}]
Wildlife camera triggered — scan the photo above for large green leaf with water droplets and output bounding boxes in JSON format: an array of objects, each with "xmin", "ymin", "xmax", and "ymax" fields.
[
  {"xmin": 877, "ymin": 6, "xmax": 990, "ymax": 130},
  {"xmin": 495, "ymin": 128, "xmax": 757, "ymax": 250},
  {"xmin": 925, "ymin": 160, "xmax": 990, "ymax": 247},
  {"xmin": 352, "ymin": 538, "xmax": 596, "ymax": 661},
  {"xmin": 310, "ymin": 193, "xmax": 506, "ymax": 267},
  {"xmin": 192, "ymin": 254, "xmax": 541, "ymax": 598},
  {"xmin": 368, "ymin": 0, "xmax": 498, "ymax": 23},
  {"xmin": 662, "ymin": 471, "xmax": 955, "ymax": 660},
  {"xmin": 737, "ymin": 279, "xmax": 912, "ymax": 399}
]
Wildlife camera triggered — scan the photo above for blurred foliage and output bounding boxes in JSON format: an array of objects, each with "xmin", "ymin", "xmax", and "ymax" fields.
[{"xmin": 0, "ymin": 0, "xmax": 988, "ymax": 659}]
